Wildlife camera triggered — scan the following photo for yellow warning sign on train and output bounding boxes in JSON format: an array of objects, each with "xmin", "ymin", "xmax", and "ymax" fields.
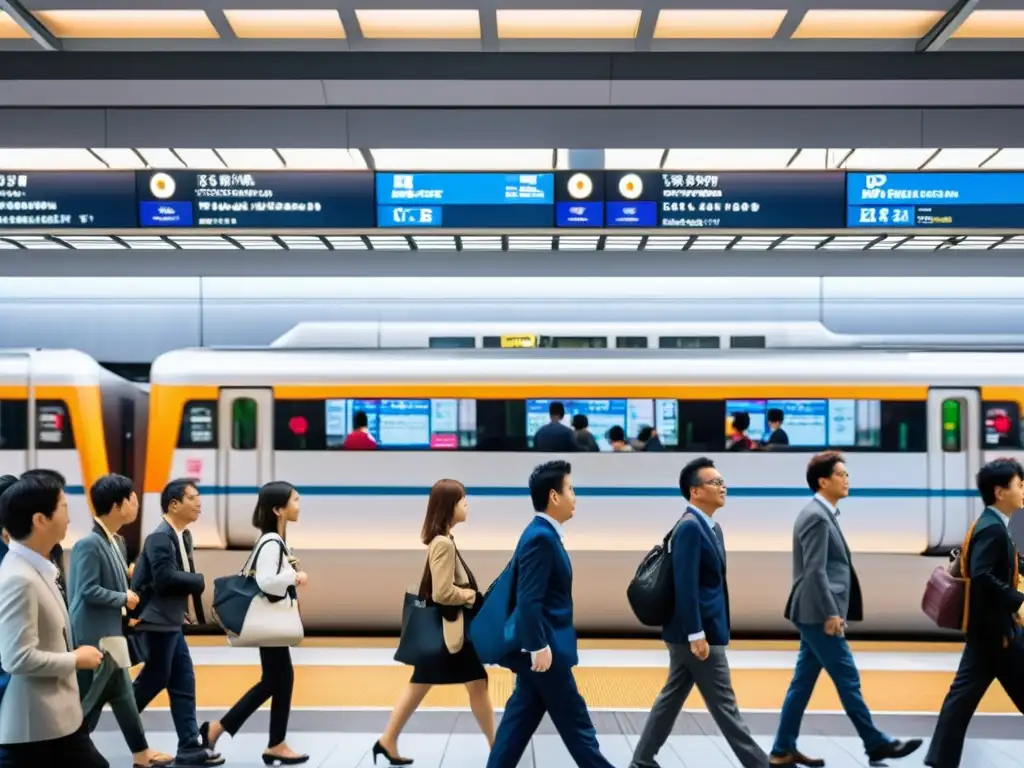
[{"xmin": 501, "ymin": 334, "xmax": 537, "ymax": 348}]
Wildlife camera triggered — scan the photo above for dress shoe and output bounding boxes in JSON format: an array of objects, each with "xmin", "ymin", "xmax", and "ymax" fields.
[
  {"xmin": 867, "ymin": 739, "xmax": 923, "ymax": 763},
  {"xmin": 770, "ymin": 749, "xmax": 825, "ymax": 767}
]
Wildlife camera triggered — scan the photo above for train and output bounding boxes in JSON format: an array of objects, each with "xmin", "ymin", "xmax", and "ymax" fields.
[{"xmin": 5, "ymin": 342, "xmax": 1023, "ymax": 636}]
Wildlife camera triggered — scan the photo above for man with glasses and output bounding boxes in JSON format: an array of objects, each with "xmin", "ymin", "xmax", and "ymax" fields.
[
  {"xmin": 630, "ymin": 457, "xmax": 767, "ymax": 768},
  {"xmin": 769, "ymin": 452, "xmax": 920, "ymax": 767}
]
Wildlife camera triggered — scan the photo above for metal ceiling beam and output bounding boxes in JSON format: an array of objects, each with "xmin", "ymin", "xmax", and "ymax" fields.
[
  {"xmin": 917, "ymin": 0, "xmax": 977, "ymax": 53},
  {"xmin": 0, "ymin": 0, "xmax": 61, "ymax": 51}
]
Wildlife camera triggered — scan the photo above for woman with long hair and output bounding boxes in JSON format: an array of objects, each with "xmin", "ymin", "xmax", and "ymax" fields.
[
  {"xmin": 373, "ymin": 479, "xmax": 495, "ymax": 765},
  {"xmin": 200, "ymin": 481, "xmax": 309, "ymax": 766}
]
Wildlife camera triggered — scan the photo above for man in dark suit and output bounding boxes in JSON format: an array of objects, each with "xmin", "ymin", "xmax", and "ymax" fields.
[
  {"xmin": 131, "ymin": 479, "xmax": 223, "ymax": 767},
  {"xmin": 770, "ymin": 452, "xmax": 920, "ymax": 766},
  {"xmin": 486, "ymin": 460, "xmax": 613, "ymax": 768},
  {"xmin": 631, "ymin": 457, "xmax": 767, "ymax": 768},
  {"xmin": 762, "ymin": 408, "xmax": 790, "ymax": 449},
  {"xmin": 533, "ymin": 402, "xmax": 578, "ymax": 452},
  {"xmin": 925, "ymin": 457, "xmax": 1024, "ymax": 768}
]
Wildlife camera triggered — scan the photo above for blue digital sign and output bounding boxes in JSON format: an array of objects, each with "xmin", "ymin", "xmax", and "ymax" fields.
[
  {"xmin": 846, "ymin": 172, "xmax": 1024, "ymax": 228},
  {"xmin": 0, "ymin": 171, "xmax": 137, "ymax": 228},
  {"xmin": 136, "ymin": 170, "xmax": 375, "ymax": 228},
  {"xmin": 376, "ymin": 172, "xmax": 555, "ymax": 227}
]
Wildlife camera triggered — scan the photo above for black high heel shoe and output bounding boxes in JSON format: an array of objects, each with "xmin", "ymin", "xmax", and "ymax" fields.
[
  {"xmin": 261, "ymin": 753, "xmax": 310, "ymax": 766},
  {"xmin": 372, "ymin": 741, "xmax": 414, "ymax": 766}
]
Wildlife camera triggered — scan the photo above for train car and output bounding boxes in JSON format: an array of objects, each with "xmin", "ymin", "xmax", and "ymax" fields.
[
  {"xmin": 0, "ymin": 349, "xmax": 149, "ymax": 556},
  {"xmin": 145, "ymin": 346, "xmax": 1024, "ymax": 637}
]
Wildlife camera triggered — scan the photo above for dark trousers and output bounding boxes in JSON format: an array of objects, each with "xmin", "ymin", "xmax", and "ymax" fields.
[
  {"xmin": 133, "ymin": 630, "xmax": 201, "ymax": 754},
  {"xmin": 220, "ymin": 646, "xmax": 294, "ymax": 748},
  {"xmin": 925, "ymin": 634, "xmax": 1024, "ymax": 768},
  {"xmin": 0, "ymin": 720, "xmax": 108, "ymax": 768},
  {"xmin": 486, "ymin": 664, "xmax": 614, "ymax": 768},
  {"xmin": 80, "ymin": 666, "xmax": 149, "ymax": 753},
  {"xmin": 773, "ymin": 622, "xmax": 889, "ymax": 755}
]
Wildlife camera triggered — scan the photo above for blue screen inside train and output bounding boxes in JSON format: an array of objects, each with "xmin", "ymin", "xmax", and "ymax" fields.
[
  {"xmin": 725, "ymin": 399, "xmax": 881, "ymax": 448},
  {"xmin": 526, "ymin": 398, "xmax": 678, "ymax": 450},
  {"xmin": 325, "ymin": 398, "xmax": 476, "ymax": 449}
]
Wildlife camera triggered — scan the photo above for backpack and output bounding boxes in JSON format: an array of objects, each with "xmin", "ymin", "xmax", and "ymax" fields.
[{"xmin": 627, "ymin": 514, "xmax": 688, "ymax": 627}]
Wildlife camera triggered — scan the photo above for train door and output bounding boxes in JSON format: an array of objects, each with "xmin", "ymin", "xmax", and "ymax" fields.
[
  {"xmin": 926, "ymin": 388, "xmax": 982, "ymax": 551},
  {"xmin": 0, "ymin": 352, "xmax": 30, "ymax": 478},
  {"xmin": 217, "ymin": 388, "xmax": 274, "ymax": 548}
]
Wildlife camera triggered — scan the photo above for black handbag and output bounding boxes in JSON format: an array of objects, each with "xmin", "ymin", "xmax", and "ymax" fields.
[{"xmin": 393, "ymin": 589, "xmax": 447, "ymax": 667}]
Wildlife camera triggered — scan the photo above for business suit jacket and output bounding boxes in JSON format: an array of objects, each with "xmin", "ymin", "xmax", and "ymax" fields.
[
  {"xmin": 533, "ymin": 422, "xmax": 578, "ymax": 452},
  {"xmin": 0, "ymin": 550, "xmax": 81, "ymax": 744},
  {"xmin": 784, "ymin": 497, "xmax": 864, "ymax": 624},
  {"xmin": 663, "ymin": 511, "xmax": 731, "ymax": 646},
  {"xmin": 69, "ymin": 522, "xmax": 131, "ymax": 650},
  {"xmin": 964, "ymin": 508, "xmax": 1023, "ymax": 650},
  {"xmin": 132, "ymin": 519, "xmax": 205, "ymax": 631},
  {"xmin": 423, "ymin": 535, "xmax": 477, "ymax": 654},
  {"xmin": 508, "ymin": 516, "xmax": 578, "ymax": 669}
]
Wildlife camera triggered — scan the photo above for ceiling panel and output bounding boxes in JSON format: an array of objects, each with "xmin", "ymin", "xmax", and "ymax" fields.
[
  {"xmin": 224, "ymin": 9, "xmax": 346, "ymax": 39},
  {"xmin": 653, "ymin": 9, "xmax": 787, "ymax": 39},
  {"xmin": 355, "ymin": 9, "xmax": 480, "ymax": 39},
  {"xmin": 34, "ymin": 9, "xmax": 219, "ymax": 38}
]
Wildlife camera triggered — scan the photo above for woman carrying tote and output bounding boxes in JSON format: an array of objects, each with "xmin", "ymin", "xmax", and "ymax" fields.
[
  {"xmin": 374, "ymin": 479, "xmax": 495, "ymax": 765},
  {"xmin": 202, "ymin": 481, "xmax": 309, "ymax": 766}
]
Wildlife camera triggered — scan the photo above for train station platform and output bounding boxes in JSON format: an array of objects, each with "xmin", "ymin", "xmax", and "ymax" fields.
[{"xmin": 94, "ymin": 638, "xmax": 1022, "ymax": 767}]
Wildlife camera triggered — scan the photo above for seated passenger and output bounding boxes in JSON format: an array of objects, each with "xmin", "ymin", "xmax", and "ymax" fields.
[
  {"xmin": 533, "ymin": 401, "xmax": 577, "ymax": 452},
  {"xmin": 762, "ymin": 409, "xmax": 790, "ymax": 449},
  {"xmin": 634, "ymin": 426, "xmax": 665, "ymax": 452},
  {"xmin": 727, "ymin": 412, "xmax": 754, "ymax": 452},
  {"xmin": 606, "ymin": 425, "xmax": 633, "ymax": 452},
  {"xmin": 572, "ymin": 414, "xmax": 600, "ymax": 452},
  {"xmin": 343, "ymin": 411, "xmax": 378, "ymax": 450}
]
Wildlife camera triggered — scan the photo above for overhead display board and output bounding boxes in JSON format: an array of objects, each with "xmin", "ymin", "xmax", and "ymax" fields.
[
  {"xmin": 846, "ymin": 172, "xmax": 1024, "ymax": 228},
  {"xmin": 137, "ymin": 170, "xmax": 375, "ymax": 228},
  {"xmin": 0, "ymin": 171, "xmax": 136, "ymax": 228}
]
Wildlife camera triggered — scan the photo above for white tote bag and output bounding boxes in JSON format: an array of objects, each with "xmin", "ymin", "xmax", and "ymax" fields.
[{"xmin": 224, "ymin": 536, "xmax": 304, "ymax": 648}]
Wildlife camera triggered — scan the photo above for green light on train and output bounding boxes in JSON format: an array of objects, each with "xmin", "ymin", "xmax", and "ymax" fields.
[{"xmin": 942, "ymin": 399, "xmax": 962, "ymax": 452}]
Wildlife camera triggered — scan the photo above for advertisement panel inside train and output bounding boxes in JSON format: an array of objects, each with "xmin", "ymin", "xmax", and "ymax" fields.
[
  {"xmin": 846, "ymin": 172, "xmax": 1024, "ymax": 228},
  {"xmin": 0, "ymin": 171, "xmax": 137, "ymax": 228}
]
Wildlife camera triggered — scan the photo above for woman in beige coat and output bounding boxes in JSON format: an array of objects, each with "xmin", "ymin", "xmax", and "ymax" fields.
[{"xmin": 373, "ymin": 479, "xmax": 495, "ymax": 765}]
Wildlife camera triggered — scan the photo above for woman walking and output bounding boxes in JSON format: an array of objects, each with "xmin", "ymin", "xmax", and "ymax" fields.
[
  {"xmin": 201, "ymin": 481, "xmax": 309, "ymax": 766},
  {"xmin": 373, "ymin": 479, "xmax": 495, "ymax": 765}
]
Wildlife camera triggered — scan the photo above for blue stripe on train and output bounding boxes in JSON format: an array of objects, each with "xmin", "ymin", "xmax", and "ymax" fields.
[{"xmin": 158, "ymin": 485, "xmax": 977, "ymax": 499}]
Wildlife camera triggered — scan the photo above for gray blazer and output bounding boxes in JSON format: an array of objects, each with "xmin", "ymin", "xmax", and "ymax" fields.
[
  {"xmin": 69, "ymin": 522, "xmax": 131, "ymax": 650},
  {"xmin": 784, "ymin": 497, "xmax": 864, "ymax": 624},
  {"xmin": 0, "ymin": 549, "xmax": 82, "ymax": 744}
]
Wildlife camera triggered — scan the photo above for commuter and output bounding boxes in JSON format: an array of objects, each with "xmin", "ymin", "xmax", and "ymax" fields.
[
  {"xmin": 634, "ymin": 425, "xmax": 665, "ymax": 452},
  {"xmin": 631, "ymin": 458, "xmax": 767, "ymax": 768},
  {"xmin": 0, "ymin": 474, "xmax": 15, "ymax": 560},
  {"xmin": 486, "ymin": 460, "xmax": 615, "ymax": 768},
  {"xmin": 762, "ymin": 408, "xmax": 790, "ymax": 449},
  {"xmin": 0, "ymin": 474, "xmax": 108, "ymax": 767},
  {"xmin": 727, "ymin": 412, "xmax": 754, "ymax": 451},
  {"xmin": 606, "ymin": 425, "xmax": 633, "ymax": 452},
  {"xmin": 21, "ymin": 467, "xmax": 69, "ymax": 603},
  {"xmin": 571, "ymin": 414, "xmax": 600, "ymax": 452},
  {"xmin": 201, "ymin": 481, "xmax": 309, "ymax": 765},
  {"xmin": 532, "ymin": 402, "xmax": 578, "ymax": 452},
  {"xmin": 69, "ymin": 473, "xmax": 171, "ymax": 767},
  {"xmin": 132, "ymin": 479, "xmax": 224, "ymax": 766},
  {"xmin": 343, "ymin": 410, "xmax": 378, "ymax": 450},
  {"xmin": 375, "ymin": 479, "xmax": 493, "ymax": 765},
  {"xmin": 769, "ymin": 452, "xmax": 920, "ymax": 766},
  {"xmin": 924, "ymin": 458, "xmax": 1024, "ymax": 768}
]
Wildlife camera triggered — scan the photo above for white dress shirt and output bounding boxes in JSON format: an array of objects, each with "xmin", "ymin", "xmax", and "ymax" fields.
[
  {"xmin": 523, "ymin": 513, "xmax": 564, "ymax": 660},
  {"xmin": 988, "ymin": 507, "xmax": 1010, "ymax": 528}
]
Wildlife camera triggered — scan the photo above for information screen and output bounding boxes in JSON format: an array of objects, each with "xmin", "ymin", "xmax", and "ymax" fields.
[
  {"xmin": 136, "ymin": 170, "xmax": 375, "ymax": 228},
  {"xmin": 846, "ymin": 172, "xmax": 1024, "ymax": 228},
  {"xmin": 604, "ymin": 171, "xmax": 845, "ymax": 229},
  {"xmin": 0, "ymin": 171, "xmax": 137, "ymax": 228},
  {"xmin": 324, "ymin": 398, "xmax": 476, "ymax": 449},
  {"xmin": 725, "ymin": 399, "xmax": 881, "ymax": 448},
  {"xmin": 527, "ymin": 398, "xmax": 676, "ymax": 451},
  {"xmin": 376, "ymin": 172, "xmax": 555, "ymax": 228}
]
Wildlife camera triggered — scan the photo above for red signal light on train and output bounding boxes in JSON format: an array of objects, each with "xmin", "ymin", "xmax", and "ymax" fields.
[
  {"xmin": 289, "ymin": 416, "xmax": 308, "ymax": 436},
  {"xmin": 52, "ymin": 413, "xmax": 63, "ymax": 430},
  {"xmin": 992, "ymin": 413, "xmax": 1012, "ymax": 434}
]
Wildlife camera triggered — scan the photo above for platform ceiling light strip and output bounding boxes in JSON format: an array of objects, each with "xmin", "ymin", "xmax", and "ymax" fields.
[{"xmin": 0, "ymin": 233, "xmax": 1018, "ymax": 251}]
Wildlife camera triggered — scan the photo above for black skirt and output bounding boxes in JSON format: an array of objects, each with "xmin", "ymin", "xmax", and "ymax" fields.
[{"xmin": 410, "ymin": 641, "xmax": 487, "ymax": 685}]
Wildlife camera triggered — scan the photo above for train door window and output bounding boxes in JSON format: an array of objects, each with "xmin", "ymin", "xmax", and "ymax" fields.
[
  {"xmin": 730, "ymin": 336, "xmax": 766, "ymax": 349},
  {"xmin": 676, "ymin": 400, "xmax": 727, "ymax": 451},
  {"xmin": 941, "ymin": 398, "xmax": 964, "ymax": 452},
  {"xmin": 0, "ymin": 400, "xmax": 28, "ymax": 451},
  {"xmin": 982, "ymin": 401, "xmax": 1022, "ymax": 449},
  {"xmin": 616, "ymin": 336, "xmax": 648, "ymax": 348},
  {"xmin": 178, "ymin": 400, "xmax": 217, "ymax": 448},
  {"xmin": 36, "ymin": 401, "xmax": 75, "ymax": 449},
  {"xmin": 429, "ymin": 337, "xmax": 475, "ymax": 348},
  {"xmin": 232, "ymin": 398, "xmax": 258, "ymax": 451},
  {"xmin": 659, "ymin": 336, "xmax": 720, "ymax": 349}
]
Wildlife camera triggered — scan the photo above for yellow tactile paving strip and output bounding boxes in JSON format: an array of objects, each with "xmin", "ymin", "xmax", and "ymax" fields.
[{"xmin": 156, "ymin": 665, "xmax": 1019, "ymax": 714}]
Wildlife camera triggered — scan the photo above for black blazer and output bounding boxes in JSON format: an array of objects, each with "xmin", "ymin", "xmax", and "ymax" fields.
[
  {"xmin": 966, "ymin": 508, "xmax": 1023, "ymax": 649},
  {"xmin": 132, "ymin": 520, "xmax": 205, "ymax": 631}
]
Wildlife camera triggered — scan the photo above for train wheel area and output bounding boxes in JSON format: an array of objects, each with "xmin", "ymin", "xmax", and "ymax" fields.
[{"xmin": 91, "ymin": 637, "xmax": 1023, "ymax": 766}]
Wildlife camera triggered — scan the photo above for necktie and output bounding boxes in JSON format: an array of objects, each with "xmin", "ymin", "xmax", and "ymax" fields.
[
  {"xmin": 182, "ymin": 530, "xmax": 206, "ymax": 625},
  {"xmin": 712, "ymin": 523, "xmax": 726, "ymax": 562}
]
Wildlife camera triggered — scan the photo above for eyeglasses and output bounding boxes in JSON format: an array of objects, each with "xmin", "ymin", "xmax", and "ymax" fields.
[{"xmin": 698, "ymin": 478, "xmax": 727, "ymax": 488}]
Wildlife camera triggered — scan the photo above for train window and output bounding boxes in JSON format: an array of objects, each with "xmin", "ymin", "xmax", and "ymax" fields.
[
  {"xmin": 548, "ymin": 337, "xmax": 608, "ymax": 349},
  {"xmin": 730, "ymin": 336, "xmax": 766, "ymax": 349},
  {"xmin": 880, "ymin": 401, "xmax": 927, "ymax": 452},
  {"xmin": 0, "ymin": 400, "xmax": 28, "ymax": 451},
  {"xmin": 616, "ymin": 337, "xmax": 648, "ymax": 349},
  {"xmin": 178, "ymin": 400, "xmax": 217, "ymax": 448},
  {"xmin": 481, "ymin": 336, "xmax": 502, "ymax": 349},
  {"xmin": 659, "ymin": 336, "xmax": 720, "ymax": 349},
  {"xmin": 941, "ymin": 398, "xmax": 963, "ymax": 453},
  {"xmin": 36, "ymin": 400, "xmax": 75, "ymax": 450},
  {"xmin": 429, "ymin": 337, "xmax": 475, "ymax": 349},
  {"xmin": 982, "ymin": 401, "xmax": 1021, "ymax": 449},
  {"xmin": 231, "ymin": 398, "xmax": 258, "ymax": 451},
  {"xmin": 274, "ymin": 400, "xmax": 327, "ymax": 451}
]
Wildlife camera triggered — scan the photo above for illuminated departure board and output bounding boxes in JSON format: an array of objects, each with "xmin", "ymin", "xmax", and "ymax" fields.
[{"xmin": 0, "ymin": 171, "xmax": 136, "ymax": 228}]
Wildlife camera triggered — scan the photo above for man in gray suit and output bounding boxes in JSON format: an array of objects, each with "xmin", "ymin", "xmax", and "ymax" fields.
[
  {"xmin": 769, "ymin": 452, "xmax": 921, "ymax": 767},
  {"xmin": 70, "ymin": 473, "xmax": 172, "ymax": 768},
  {"xmin": 0, "ymin": 473, "xmax": 107, "ymax": 767}
]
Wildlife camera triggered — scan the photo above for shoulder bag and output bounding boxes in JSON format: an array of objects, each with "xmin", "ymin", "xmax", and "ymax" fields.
[
  {"xmin": 922, "ymin": 519, "xmax": 980, "ymax": 631},
  {"xmin": 212, "ymin": 535, "xmax": 304, "ymax": 647},
  {"xmin": 394, "ymin": 553, "xmax": 448, "ymax": 667}
]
